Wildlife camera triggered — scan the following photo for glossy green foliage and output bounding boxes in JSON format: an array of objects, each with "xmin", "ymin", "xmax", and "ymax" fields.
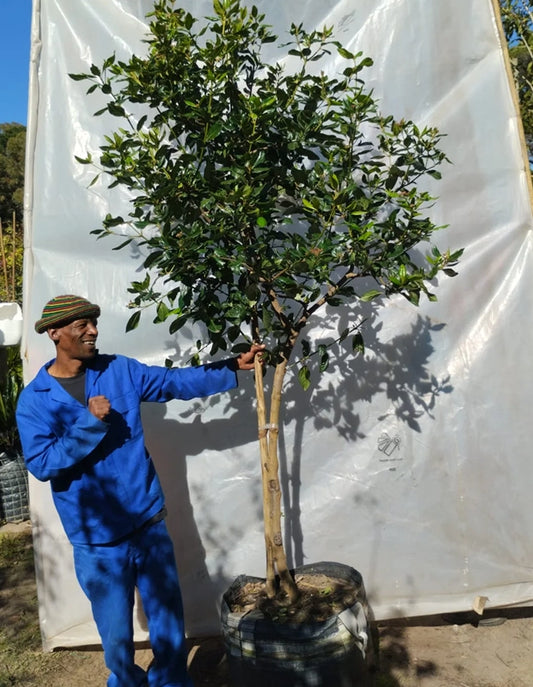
[{"xmin": 71, "ymin": 0, "xmax": 461, "ymax": 375}]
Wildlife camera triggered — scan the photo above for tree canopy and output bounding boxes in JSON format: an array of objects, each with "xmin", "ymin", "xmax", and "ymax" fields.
[{"xmin": 72, "ymin": 0, "xmax": 460, "ymax": 373}]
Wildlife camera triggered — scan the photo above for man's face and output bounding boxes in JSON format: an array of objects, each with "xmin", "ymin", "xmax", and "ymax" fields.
[{"xmin": 48, "ymin": 317, "xmax": 99, "ymax": 361}]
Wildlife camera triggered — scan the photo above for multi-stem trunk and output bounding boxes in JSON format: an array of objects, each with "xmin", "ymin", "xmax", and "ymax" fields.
[{"xmin": 254, "ymin": 355, "xmax": 299, "ymax": 601}]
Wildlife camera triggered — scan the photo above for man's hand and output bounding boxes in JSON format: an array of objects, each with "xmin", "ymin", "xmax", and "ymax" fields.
[
  {"xmin": 88, "ymin": 395, "xmax": 111, "ymax": 421},
  {"xmin": 235, "ymin": 343, "xmax": 266, "ymax": 371}
]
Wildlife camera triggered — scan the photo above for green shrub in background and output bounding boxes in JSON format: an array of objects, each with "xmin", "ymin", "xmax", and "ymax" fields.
[
  {"xmin": 0, "ymin": 345, "xmax": 23, "ymax": 455},
  {"xmin": 0, "ymin": 122, "xmax": 25, "ymax": 304},
  {"xmin": 500, "ymin": 0, "xmax": 533, "ymax": 166},
  {"xmin": 0, "ymin": 214, "xmax": 23, "ymax": 304}
]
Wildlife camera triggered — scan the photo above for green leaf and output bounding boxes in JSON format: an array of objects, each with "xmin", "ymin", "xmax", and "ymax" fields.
[
  {"xmin": 103, "ymin": 214, "xmax": 125, "ymax": 228},
  {"xmin": 108, "ymin": 102, "xmax": 126, "ymax": 117},
  {"xmin": 337, "ymin": 47, "xmax": 355, "ymax": 60},
  {"xmin": 360, "ymin": 289, "xmax": 381, "ymax": 302},
  {"xmin": 126, "ymin": 310, "xmax": 141, "ymax": 332},
  {"xmin": 301, "ymin": 198, "xmax": 316, "ymax": 211},
  {"xmin": 68, "ymin": 72, "xmax": 90, "ymax": 81},
  {"xmin": 205, "ymin": 121, "xmax": 223, "ymax": 141},
  {"xmin": 298, "ymin": 365, "xmax": 311, "ymax": 391},
  {"xmin": 352, "ymin": 332, "xmax": 364, "ymax": 355},
  {"xmin": 112, "ymin": 238, "xmax": 133, "ymax": 251},
  {"xmin": 74, "ymin": 154, "xmax": 93, "ymax": 164},
  {"xmin": 155, "ymin": 301, "xmax": 169, "ymax": 322},
  {"xmin": 169, "ymin": 316, "xmax": 187, "ymax": 335},
  {"xmin": 144, "ymin": 251, "xmax": 164, "ymax": 268},
  {"xmin": 102, "ymin": 53, "xmax": 116, "ymax": 69}
]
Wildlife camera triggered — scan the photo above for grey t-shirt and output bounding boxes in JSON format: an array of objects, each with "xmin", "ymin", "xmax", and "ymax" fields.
[{"xmin": 53, "ymin": 371, "xmax": 86, "ymax": 406}]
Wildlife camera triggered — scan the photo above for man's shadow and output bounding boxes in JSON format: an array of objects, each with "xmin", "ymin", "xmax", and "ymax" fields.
[{"xmin": 140, "ymin": 384, "xmax": 261, "ymax": 635}]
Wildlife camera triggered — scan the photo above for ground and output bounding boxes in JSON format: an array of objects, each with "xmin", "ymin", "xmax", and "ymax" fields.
[{"xmin": 1, "ymin": 521, "xmax": 533, "ymax": 687}]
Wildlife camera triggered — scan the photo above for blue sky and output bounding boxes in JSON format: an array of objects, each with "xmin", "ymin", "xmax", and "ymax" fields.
[{"xmin": 1, "ymin": 0, "xmax": 32, "ymax": 125}]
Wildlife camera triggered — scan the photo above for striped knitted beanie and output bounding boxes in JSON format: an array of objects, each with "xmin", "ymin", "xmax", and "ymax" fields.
[{"xmin": 34, "ymin": 295, "xmax": 101, "ymax": 333}]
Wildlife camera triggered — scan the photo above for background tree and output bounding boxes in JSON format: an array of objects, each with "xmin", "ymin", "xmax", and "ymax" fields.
[
  {"xmin": 500, "ymin": 0, "xmax": 533, "ymax": 165},
  {"xmin": 72, "ymin": 0, "xmax": 461, "ymax": 600},
  {"xmin": 0, "ymin": 123, "xmax": 25, "ymax": 222},
  {"xmin": 0, "ymin": 122, "xmax": 25, "ymax": 303}
]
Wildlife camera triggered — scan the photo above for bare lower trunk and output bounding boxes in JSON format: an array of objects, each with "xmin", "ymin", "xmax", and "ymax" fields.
[{"xmin": 254, "ymin": 355, "xmax": 299, "ymax": 601}]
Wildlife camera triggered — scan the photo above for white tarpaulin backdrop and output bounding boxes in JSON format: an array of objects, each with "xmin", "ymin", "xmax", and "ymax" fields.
[{"xmin": 23, "ymin": 0, "xmax": 533, "ymax": 650}]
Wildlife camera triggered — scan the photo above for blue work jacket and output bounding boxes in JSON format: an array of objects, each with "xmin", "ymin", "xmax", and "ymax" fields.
[{"xmin": 16, "ymin": 353, "xmax": 238, "ymax": 545}]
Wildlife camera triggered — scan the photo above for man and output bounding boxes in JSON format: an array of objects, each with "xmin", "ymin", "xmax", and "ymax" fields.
[{"xmin": 16, "ymin": 294, "xmax": 264, "ymax": 687}]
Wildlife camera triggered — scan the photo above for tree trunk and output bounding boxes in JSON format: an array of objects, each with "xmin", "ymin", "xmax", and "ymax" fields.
[{"xmin": 254, "ymin": 355, "xmax": 299, "ymax": 601}]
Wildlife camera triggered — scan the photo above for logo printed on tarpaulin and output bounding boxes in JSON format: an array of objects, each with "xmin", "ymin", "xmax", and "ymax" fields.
[
  {"xmin": 378, "ymin": 432, "xmax": 400, "ymax": 456},
  {"xmin": 376, "ymin": 432, "xmax": 404, "ymax": 471}
]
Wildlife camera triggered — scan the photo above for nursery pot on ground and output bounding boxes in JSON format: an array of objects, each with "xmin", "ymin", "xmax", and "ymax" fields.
[
  {"xmin": 0, "ymin": 451, "xmax": 29, "ymax": 523},
  {"xmin": 221, "ymin": 561, "xmax": 374, "ymax": 687}
]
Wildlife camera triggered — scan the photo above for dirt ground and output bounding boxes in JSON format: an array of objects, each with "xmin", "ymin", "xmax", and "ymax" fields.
[{"xmin": 2, "ymin": 522, "xmax": 533, "ymax": 687}]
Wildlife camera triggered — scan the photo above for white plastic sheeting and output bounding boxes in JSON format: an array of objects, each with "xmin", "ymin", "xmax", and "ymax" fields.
[
  {"xmin": 23, "ymin": 0, "xmax": 533, "ymax": 650},
  {"xmin": 0, "ymin": 302, "xmax": 23, "ymax": 346}
]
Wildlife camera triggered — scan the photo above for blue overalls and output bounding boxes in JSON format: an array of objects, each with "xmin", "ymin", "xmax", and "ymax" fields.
[{"xmin": 17, "ymin": 353, "xmax": 238, "ymax": 687}]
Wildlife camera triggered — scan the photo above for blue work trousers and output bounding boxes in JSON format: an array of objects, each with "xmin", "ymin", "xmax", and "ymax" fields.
[{"xmin": 73, "ymin": 519, "xmax": 193, "ymax": 687}]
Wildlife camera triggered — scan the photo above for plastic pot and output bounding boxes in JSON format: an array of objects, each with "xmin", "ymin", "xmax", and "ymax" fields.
[
  {"xmin": 221, "ymin": 561, "xmax": 372, "ymax": 687},
  {"xmin": 0, "ymin": 451, "xmax": 29, "ymax": 523}
]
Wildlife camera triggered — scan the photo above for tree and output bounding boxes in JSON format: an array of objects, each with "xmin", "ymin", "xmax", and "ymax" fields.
[
  {"xmin": 500, "ymin": 0, "xmax": 533, "ymax": 163},
  {"xmin": 0, "ymin": 123, "xmax": 25, "ymax": 303},
  {"xmin": 0, "ymin": 123, "xmax": 25, "ymax": 223},
  {"xmin": 71, "ymin": 0, "xmax": 461, "ymax": 600}
]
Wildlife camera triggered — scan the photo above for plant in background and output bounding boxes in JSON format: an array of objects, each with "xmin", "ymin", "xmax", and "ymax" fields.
[
  {"xmin": 0, "ymin": 123, "xmax": 25, "ymax": 304},
  {"xmin": 500, "ymin": 0, "xmax": 533, "ymax": 165},
  {"xmin": 0, "ymin": 213, "xmax": 23, "ymax": 304},
  {"xmin": 0, "ymin": 345, "xmax": 23, "ymax": 455},
  {"xmin": 71, "ymin": 0, "xmax": 461, "ymax": 601}
]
